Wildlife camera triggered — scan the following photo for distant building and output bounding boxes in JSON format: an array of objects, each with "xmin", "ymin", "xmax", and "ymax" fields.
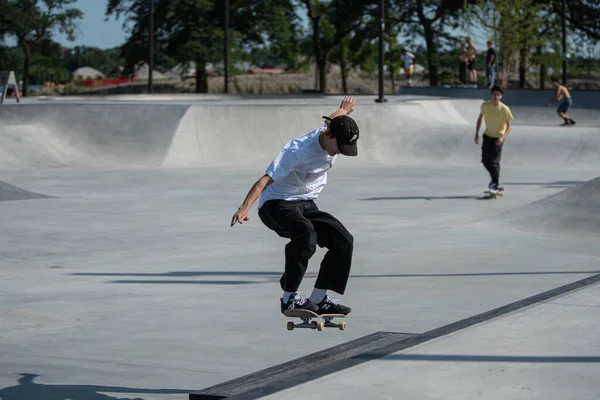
[{"xmin": 72, "ymin": 67, "xmax": 105, "ymax": 80}]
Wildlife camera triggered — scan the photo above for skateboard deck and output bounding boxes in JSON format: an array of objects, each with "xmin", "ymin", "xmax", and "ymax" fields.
[
  {"xmin": 483, "ymin": 188, "xmax": 504, "ymax": 198},
  {"xmin": 283, "ymin": 309, "xmax": 347, "ymax": 331}
]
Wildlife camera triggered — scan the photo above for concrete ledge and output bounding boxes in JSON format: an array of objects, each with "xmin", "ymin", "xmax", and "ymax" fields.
[
  {"xmin": 189, "ymin": 332, "xmax": 415, "ymax": 399},
  {"xmin": 397, "ymin": 87, "xmax": 600, "ymax": 110}
]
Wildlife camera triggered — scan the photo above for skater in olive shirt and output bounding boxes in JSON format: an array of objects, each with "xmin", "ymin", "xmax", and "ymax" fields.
[{"xmin": 475, "ymin": 85, "xmax": 514, "ymax": 194}]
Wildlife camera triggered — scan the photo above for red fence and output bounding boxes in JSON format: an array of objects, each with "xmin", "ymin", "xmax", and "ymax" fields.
[{"xmin": 82, "ymin": 78, "xmax": 140, "ymax": 88}]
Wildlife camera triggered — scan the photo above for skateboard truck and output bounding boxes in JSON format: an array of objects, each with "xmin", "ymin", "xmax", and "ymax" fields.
[{"xmin": 283, "ymin": 309, "xmax": 346, "ymax": 331}]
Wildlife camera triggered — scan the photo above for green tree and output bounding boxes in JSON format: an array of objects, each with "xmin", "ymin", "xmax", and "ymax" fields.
[
  {"xmin": 0, "ymin": 46, "xmax": 24, "ymax": 73},
  {"xmin": 107, "ymin": 0, "xmax": 299, "ymax": 93},
  {"xmin": 30, "ymin": 39, "xmax": 70, "ymax": 84},
  {"xmin": 297, "ymin": 0, "xmax": 371, "ymax": 93},
  {"xmin": 393, "ymin": 0, "xmax": 475, "ymax": 86},
  {"xmin": 464, "ymin": 0, "xmax": 555, "ymax": 88},
  {"xmin": 0, "ymin": 0, "xmax": 82, "ymax": 95},
  {"xmin": 559, "ymin": 0, "xmax": 600, "ymax": 41}
]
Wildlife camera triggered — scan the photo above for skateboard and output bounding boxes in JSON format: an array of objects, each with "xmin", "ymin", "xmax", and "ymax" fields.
[
  {"xmin": 483, "ymin": 188, "xmax": 504, "ymax": 199},
  {"xmin": 283, "ymin": 309, "xmax": 347, "ymax": 331}
]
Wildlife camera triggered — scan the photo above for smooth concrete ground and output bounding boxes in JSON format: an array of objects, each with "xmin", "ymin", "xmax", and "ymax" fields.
[
  {"xmin": 1, "ymin": 93, "xmax": 599, "ymax": 400},
  {"xmin": 261, "ymin": 281, "xmax": 600, "ymax": 400}
]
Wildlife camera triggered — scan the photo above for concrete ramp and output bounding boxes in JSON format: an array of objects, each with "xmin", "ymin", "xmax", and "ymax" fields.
[
  {"xmin": 0, "ymin": 104, "xmax": 189, "ymax": 169},
  {"xmin": 0, "ymin": 180, "xmax": 51, "ymax": 201},
  {"xmin": 1, "ymin": 97, "xmax": 599, "ymax": 170},
  {"xmin": 491, "ymin": 176, "xmax": 600, "ymax": 236},
  {"xmin": 163, "ymin": 98, "xmax": 600, "ymax": 169},
  {"xmin": 163, "ymin": 100, "xmax": 476, "ymax": 168}
]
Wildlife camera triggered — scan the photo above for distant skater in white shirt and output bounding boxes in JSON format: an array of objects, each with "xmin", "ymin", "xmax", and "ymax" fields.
[
  {"xmin": 401, "ymin": 49, "xmax": 415, "ymax": 87},
  {"xmin": 230, "ymin": 97, "xmax": 359, "ymax": 316}
]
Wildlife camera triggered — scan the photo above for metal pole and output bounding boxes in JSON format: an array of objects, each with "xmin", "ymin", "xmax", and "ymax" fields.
[
  {"xmin": 561, "ymin": 0, "xmax": 567, "ymax": 85},
  {"xmin": 375, "ymin": 0, "xmax": 387, "ymax": 103},
  {"xmin": 148, "ymin": 0, "xmax": 154, "ymax": 94},
  {"xmin": 224, "ymin": 0, "xmax": 229, "ymax": 93}
]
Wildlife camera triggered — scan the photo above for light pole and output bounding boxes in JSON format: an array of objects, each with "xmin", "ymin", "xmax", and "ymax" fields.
[
  {"xmin": 561, "ymin": 0, "xmax": 567, "ymax": 85},
  {"xmin": 148, "ymin": 0, "xmax": 154, "ymax": 94},
  {"xmin": 224, "ymin": 0, "xmax": 229, "ymax": 93},
  {"xmin": 375, "ymin": 0, "xmax": 387, "ymax": 103}
]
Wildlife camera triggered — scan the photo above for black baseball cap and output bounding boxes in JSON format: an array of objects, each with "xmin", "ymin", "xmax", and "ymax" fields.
[{"xmin": 322, "ymin": 115, "xmax": 360, "ymax": 156}]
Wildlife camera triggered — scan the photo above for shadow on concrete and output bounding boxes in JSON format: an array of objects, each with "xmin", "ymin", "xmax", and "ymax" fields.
[
  {"xmin": 109, "ymin": 279, "xmax": 261, "ymax": 285},
  {"xmin": 351, "ymin": 271, "xmax": 599, "ymax": 278},
  {"xmin": 355, "ymin": 354, "xmax": 600, "ymax": 363},
  {"xmin": 70, "ymin": 270, "xmax": 599, "ymax": 285},
  {"xmin": 0, "ymin": 374, "xmax": 190, "ymax": 400},
  {"xmin": 71, "ymin": 271, "xmax": 279, "ymax": 285},
  {"xmin": 504, "ymin": 180, "xmax": 584, "ymax": 188},
  {"xmin": 70, "ymin": 271, "xmax": 280, "ymax": 277},
  {"xmin": 361, "ymin": 196, "xmax": 481, "ymax": 201}
]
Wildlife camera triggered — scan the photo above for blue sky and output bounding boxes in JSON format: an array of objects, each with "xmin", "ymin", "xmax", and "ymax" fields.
[
  {"xmin": 55, "ymin": 0, "xmax": 129, "ymax": 49},
  {"xmin": 4, "ymin": 0, "xmax": 129, "ymax": 49}
]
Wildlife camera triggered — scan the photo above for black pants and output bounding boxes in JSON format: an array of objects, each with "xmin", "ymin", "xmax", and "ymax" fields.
[
  {"xmin": 258, "ymin": 200, "xmax": 353, "ymax": 295},
  {"xmin": 459, "ymin": 63, "xmax": 467, "ymax": 84},
  {"xmin": 481, "ymin": 134, "xmax": 503, "ymax": 185}
]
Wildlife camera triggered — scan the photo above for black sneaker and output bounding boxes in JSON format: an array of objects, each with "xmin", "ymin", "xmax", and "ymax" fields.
[
  {"xmin": 315, "ymin": 295, "xmax": 351, "ymax": 315},
  {"xmin": 280, "ymin": 294, "xmax": 319, "ymax": 314}
]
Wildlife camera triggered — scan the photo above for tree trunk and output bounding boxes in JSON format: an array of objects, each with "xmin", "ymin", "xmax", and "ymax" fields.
[
  {"xmin": 339, "ymin": 44, "xmax": 347, "ymax": 94},
  {"xmin": 425, "ymin": 40, "xmax": 439, "ymax": 86},
  {"xmin": 422, "ymin": 20, "xmax": 438, "ymax": 86},
  {"xmin": 310, "ymin": 15, "xmax": 324, "ymax": 93},
  {"xmin": 416, "ymin": 0, "xmax": 439, "ymax": 86},
  {"xmin": 318, "ymin": 56, "xmax": 327, "ymax": 93},
  {"xmin": 537, "ymin": 45, "xmax": 546, "ymax": 89},
  {"xmin": 519, "ymin": 47, "xmax": 527, "ymax": 88},
  {"xmin": 195, "ymin": 60, "xmax": 208, "ymax": 93},
  {"xmin": 21, "ymin": 40, "xmax": 31, "ymax": 97},
  {"xmin": 501, "ymin": 52, "xmax": 513, "ymax": 88}
]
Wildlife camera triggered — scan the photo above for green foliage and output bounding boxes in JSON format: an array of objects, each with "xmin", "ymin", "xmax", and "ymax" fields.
[
  {"xmin": 0, "ymin": 46, "xmax": 24, "ymax": 72},
  {"xmin": 0, "ymin": 0, "xmax": 83, "ymax": 94},
  {"xmin": 106, "ymin": 0, "xmax": 300, "ymax": 92},
  {"xmin": 395, "ymin": 0, "xmax": 478, "ymax": 86}
]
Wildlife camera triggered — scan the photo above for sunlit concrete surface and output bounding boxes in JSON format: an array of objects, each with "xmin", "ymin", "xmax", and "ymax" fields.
[{"xmin": 1, "ymin": 92, "xmax": 599, "ymax": 400}]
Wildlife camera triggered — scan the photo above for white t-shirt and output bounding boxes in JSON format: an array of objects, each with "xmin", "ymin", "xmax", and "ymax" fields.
[
  {"xmin": 401, "ymin": 52, "xmax": 415, "ymax": 69},
  {"xmin": 259, "ymin": 126, "xmax": 336, "ymax": 208}
]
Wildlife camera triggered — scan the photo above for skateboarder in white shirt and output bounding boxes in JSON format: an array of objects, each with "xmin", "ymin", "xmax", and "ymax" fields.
[
  {"xmin": 401, "ymin": 49, "xmax": 415, "ymax": 86},
  {"xmin": 231, "ymin": 97, "xmax": 359, "ymax": 316}
]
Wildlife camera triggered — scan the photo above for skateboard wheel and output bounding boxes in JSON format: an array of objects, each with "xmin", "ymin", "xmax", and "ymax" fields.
[
  {"xmin": 287, "ymin": 321, "xmax": 294, "ymax": 331},
  {"xmin": 316, "ymin": 322, "xmax": 324, "ymax": 331},
  {"xmin": 311, "ymin": 321, "xmax": 318, "ymax": 328},
  {"xmin": 338, "ymin": 322, "xmax": 346, "ymax": 331}
]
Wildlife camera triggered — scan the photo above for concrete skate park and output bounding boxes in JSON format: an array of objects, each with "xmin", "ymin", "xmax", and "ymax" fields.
[{"xmin": 1, "ymin": 88, "xmax": 599, "ymax": 400}]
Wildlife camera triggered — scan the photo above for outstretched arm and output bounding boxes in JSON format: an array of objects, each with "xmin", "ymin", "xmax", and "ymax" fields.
[
  {"xmin": 547, "ymin": 88, "xmax": 559, "ymax": 106},
  {"xmin": 326, "ymin": 96, "xmax": 356, "ymax": 120},
  {"xmin": 230, "ymin": 174, "xmax": 274, "ymax": 227}
]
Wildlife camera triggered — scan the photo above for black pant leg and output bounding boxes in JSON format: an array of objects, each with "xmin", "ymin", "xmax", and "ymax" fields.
[
  {"xmin": 491, "ymin": 141, "xmax": 503, "ymax": 184},
  {"xmin": 482, "ymin": 134, "xmax": 503, "ymax": 185},
  {"xmin": 304, "ymin": 203, "xmax": 354, "ymax": 295},
  {"xmin": 258, "ymin": 200, "xmax": 317, "ymax": 292}
]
